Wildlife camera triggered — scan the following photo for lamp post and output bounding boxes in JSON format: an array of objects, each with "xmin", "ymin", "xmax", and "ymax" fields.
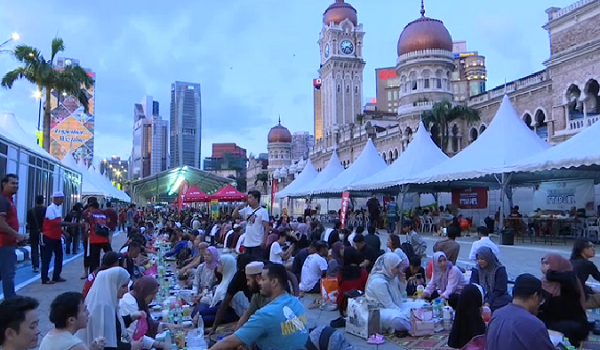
[
  {"xmin": 0, "ymin": 33, "xmax": 19, "ymax": 54},
  {"xmin": 32, "ymin": 90, "xmax": 42, "ymax": 145}
]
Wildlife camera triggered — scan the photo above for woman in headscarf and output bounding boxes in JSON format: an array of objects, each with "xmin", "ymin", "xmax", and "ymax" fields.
[
  {"xmin": 327, "ymin": 242, "xmax": 344, "ymax": 277},
  {"xmin": 365, "ymin": 253, "xmax": 411, "ymax": 332},
  {"xmin": 448, "ymin": 284, "xmax": 486, "ymax": 349},
  {"xmin": 193, "ymin": 246, "xmax": 219, "ymax": 294},
  {"xmin": 192, "ymin": 255, "xmax": 239, "ymax": 327},
  {"xmin": 538, "ymin": 253, "xmax": 590, "ymax": 348},
  {"xmin": 78, "ymin": 267, "xmax": 145, "ymax": 350},
  {"xmin": 83, "ymin": 251, "xmax": 121, "ymax": 299},
  {"xmin": 119, "ymin": 277, "xmax": 170, "ymax": 349},
  {"xmin": 421, "ymin": 252, "xmax": 466, "ymax": 307},
  {"xmin": 469, "ymin": 246, "xmax": 511, "ymax": 311}
]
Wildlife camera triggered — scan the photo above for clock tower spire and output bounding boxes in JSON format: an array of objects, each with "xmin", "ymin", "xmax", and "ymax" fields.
[{"xmin": 317, "ymin": 0, "xmax": 365, "ymax": 148}]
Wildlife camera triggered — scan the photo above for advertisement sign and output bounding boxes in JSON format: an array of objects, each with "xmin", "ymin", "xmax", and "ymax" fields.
[
  {"xmin": 210, "ymin": 200, "xmax": 219, "ymax": 219},
  {"xmin": 49, "ymin": 71, "xmax": 96, "ymax": 166},
  {"xmin": 340, "ymin": 191, "xmax": 351, "ymax": 228},
  {"xmin": 533, "ymin": 179, "xmax": 595, "ymax": 211},
  {"xmin": 451, "ymin": 187, "xmax": 488, "ymax": 209}
]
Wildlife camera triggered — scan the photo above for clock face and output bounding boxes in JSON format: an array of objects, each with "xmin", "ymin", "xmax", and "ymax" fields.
[
  {"xmin": 340, "ymin": 40, "xmax": 354, "ymax": 55},
  {"xmin": 325, "ymin": 44, "xmax": 330, "ymax": 58}
]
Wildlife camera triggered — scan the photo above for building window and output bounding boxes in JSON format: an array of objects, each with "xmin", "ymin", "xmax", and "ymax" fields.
[
  {"xmin": 387, "ymin": 91, "xmax": 392, "ymax": 100},
  {"xmin": 393, "ymin": 90, "xmax": 398, "ymax": 100},
  {"xmin": 422, "ymin": 70, "xmax": 431, "ymax": 89},
  {"xmin": 337, "ymin": 85, "xmax": 341, "ymax": 93},
  {"xmin": 346, "ymin": 85, "xmax": 350, "ymax": 93},
  {"xmin": 354, "ymin": 86, "xmax": 358, "ymax": 93},
  {"xmin": 435, "ymin": 70, "xmax": 443, "ymax": 89}
]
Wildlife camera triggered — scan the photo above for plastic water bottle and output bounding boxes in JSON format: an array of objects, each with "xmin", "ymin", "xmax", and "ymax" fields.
[
  {"xmin": 442, "ymin": 306, "xmax": 453, "ymax": 330},
  {"xmin": 562, "ymin": 337, "xmax": 572, "ymax": 348},
  {"xmin": 433, "ymin": 298, "xmax": 443, "ymax": 318},
  {"xmin": 197, "ymin": 313, "xmax": 204, "ymax": 334}
]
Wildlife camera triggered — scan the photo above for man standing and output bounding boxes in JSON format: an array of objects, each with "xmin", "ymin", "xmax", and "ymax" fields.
[
  {"xmin": 126, "ymin": 204, "xmax": 136, "ymax": 235},
  {"xmin": 0, "ymin": 174, "xmax": 25, "ymax": 298},
  {"xmin": 386, "ymin": 199, "xmax": 399, "ymax": 234},
  {"xmin": 26, "ymin": 195, "xmax": 46, "ymax": 273},
  {"xmin": 87, "ymin": 201, "xmax": 112, "ymax": 272},
  {"xmin": 0, "ymin": 296, "xmax": 40, "ymax": 350},
  {"xmin": 233, "ymin": 190, "xmax": 269, "ymax": 258},
  {"xmin": 104, "ymin": 202, "xmax": 118, "ymax": 245},
  {"xmin": 41, "ymin": 192, "xmax": 81, "ymax": 285},
  {"xmin": 366, "ymin": 194, "xmax": 380, "ymax": 230}
]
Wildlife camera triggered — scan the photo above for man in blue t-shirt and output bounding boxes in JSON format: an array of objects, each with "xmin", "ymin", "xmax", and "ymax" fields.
[{"xmin": 209, "ymin": 264, "xmax": 309, "ymax": 350}]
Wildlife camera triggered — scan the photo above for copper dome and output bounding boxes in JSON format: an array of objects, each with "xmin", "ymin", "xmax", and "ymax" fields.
[
  {"xmin": 323, "ymin": 0, "xmax": 357, "ymax": 26},
  {"xmin": 397, "ymin": 4, "xmax": 453, "ymax": 56},
  {"xmin": 268, "ymin": 118, "xmax": 292, "ymax": 143}
]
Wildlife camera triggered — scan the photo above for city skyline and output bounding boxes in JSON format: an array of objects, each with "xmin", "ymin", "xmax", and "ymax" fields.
[{"xmin": 0, "ymin": 0, "xmax": 575, "ymax": 164}]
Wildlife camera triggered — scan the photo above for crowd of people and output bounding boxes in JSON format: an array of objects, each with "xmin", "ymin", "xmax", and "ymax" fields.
[{"xmin": 2, "ymin": 181, "xmax": 600, "ymax": 349}]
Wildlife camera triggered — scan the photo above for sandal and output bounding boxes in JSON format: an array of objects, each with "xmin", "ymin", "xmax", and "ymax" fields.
[{"xmin": 367, "ymin": 334, "xmax": 385, "ymax": 345}]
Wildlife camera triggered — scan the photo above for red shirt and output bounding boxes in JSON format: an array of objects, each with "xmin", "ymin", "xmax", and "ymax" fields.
[
  {"xmin": 0, "ymin": 192, "xmax": 18, "ymax": 247},
  {"xmin": 42, "ymin": 203, "xmax": 63, "ymax": 240},
  {"xmin": 82, "ymin": 271, "xmax": 98, "ymax": 299},
  {"xmin": 104, "ymin": 208, "xmax": 118, "ymax": 231},
  {"xmin": 336, "ymin": 268, "xmax": 369, "ymax": 310},
  {"xmin": 88, "ymin": 209, "xmax": 109, "ymax": 245}
]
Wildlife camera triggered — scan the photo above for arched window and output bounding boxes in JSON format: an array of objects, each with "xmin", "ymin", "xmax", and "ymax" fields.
[
  {"xmin": 479, "ymin": 125, "xmax": 486, "ymax": 134},
  {"xmin": 409, "ymin": 71, "xmax": 417, "ymax": 91},
  {"xmin": 422, "ymin": 69, "xmax": 431, "ymax": 89},
  {"xmin": 566, "ymin": 84, "xmax": 583, "ymax": 119},
  {"xmin": 388, "ymin": 150, "xmax": 393, "ymax": 164},
  {"xmin": 584, "ymin": 79, "xmax": 600, "ymax": 116},
  {"xmin": 401, "ymin": 76, "xmax": 407, "ymax": 93},
  {"xmin": 535, "ymin": 110, "xmax": 548, "ymax": 140},
  {"xmin": 523, "ymin": 113, "xmax": 533, "ymax": 130},
  {"xmin": 382, "ymin": 153, "xmax": 387, "ymax": 163},
  {"xmin": 394, "ymin": 148, "xmax": 399, "ymax": 159},
  {"xmin": 435, "ymin": 70, "xmax": 443, "ymax": 89},
  {"xmin": 470, "ymin": 127, "xmax": 478, "ymax": 143}
]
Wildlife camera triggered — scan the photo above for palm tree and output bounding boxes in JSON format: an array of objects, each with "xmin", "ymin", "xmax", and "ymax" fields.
[
  {"xmin": 421, "ymin": 100, "xmax": 480, "ymax": 151},
  {"xmin": 1, "ymin": 38, "xmax": 94, "ymax": 151}
]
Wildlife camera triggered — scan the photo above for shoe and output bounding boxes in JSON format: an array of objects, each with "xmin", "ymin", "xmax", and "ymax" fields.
[
  {"xmin": 367, "ymin": 334, "xmax": 385, "ymax": 345},
  {"xmin": 42, "ymin": 281, "xmax": 55, "ymax": 285},
  {"xmin": 53, "ymin": 278, "xmax": 67, "ymax": 283},
  {"xmin": 32, "ymin": 268, "xmax": 39, "ymax": 273}
]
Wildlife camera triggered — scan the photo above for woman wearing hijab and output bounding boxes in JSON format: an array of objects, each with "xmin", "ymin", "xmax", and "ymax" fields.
[
  {"xmin": 469, "ymin": 246, "xmax": 511, "ymax": 311},
  {"xmin": 192, "ymin": 255, "xmax": 238, "ymax": 327},
  {"xmin": 119, "ymin": 277, "xmax": 171, "ymax": 349},
  {"xmin": 448, "ymin": 284, "xmax": 486, "ymax": 349},
  {"xmin": 83, "ymin": 252, "xmax": 121, "ymax": 299},
  {"xmin": 421, "ymin": 252, "xmax": 466, "ymax": 307},
  {"xmin": 538, "ymin": 253, "xmax": 590, "ymax": 347},
  {"xmin": 78, "ymin": 267, "xmax": 144, "ymax": 350},
  {"xmin": 327, "ymin": 242, "xmax": 344, "ymax": 277},
  {"xmin": 193, "ymin": 246, "xmax": 219, "ymax": 294},
  {"xmin": 365, "ymin": 253, "xmax": 411, "ymax": 332}
]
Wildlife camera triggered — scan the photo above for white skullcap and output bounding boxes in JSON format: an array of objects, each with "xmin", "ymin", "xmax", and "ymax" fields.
[
  {"xmin": 53, "ymin": 191, "xmax": 64, "ymax": 198},
  {"xmin": 245, "ymin": 261, "xmax": 264, "ymax": 275}
]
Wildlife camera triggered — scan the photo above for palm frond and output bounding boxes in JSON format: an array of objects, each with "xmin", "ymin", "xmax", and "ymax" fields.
[
  {"xmin": 12, "ymin": 45, "xmax": 42, "ymax": 65},
  {"xmin": 50, "ymin": 37, "xmax": 65, "ymax": 63},
  {"xmin": 1, "ymin": 67, "xmax": 36, "ymax": 88}
]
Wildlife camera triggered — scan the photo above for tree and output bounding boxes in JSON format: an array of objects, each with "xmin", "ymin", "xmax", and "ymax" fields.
[
  {"xmin": 255, "ymin": 172, "xmax": 269, "ymax": 193},
  {"xmin": 421, "ymin": 100, "xmax": 480, "ymax": 151},
  {"xmin": 1, "ymin": 38, "xmax": 94, "ymax": 151}
]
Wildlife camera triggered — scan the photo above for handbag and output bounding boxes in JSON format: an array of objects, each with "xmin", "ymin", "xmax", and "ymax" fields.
[{"xmin": 409, "ymin": 308, "xmax": 435, "ymax": 336}]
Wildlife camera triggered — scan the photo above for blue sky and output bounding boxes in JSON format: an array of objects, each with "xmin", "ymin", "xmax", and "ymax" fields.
[{"xmin": 0, "ymin": 0, "xmax": 574, "ymax": 166}]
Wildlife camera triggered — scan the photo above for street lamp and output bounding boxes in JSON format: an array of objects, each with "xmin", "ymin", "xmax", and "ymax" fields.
[
  {"xmin": 32, "ymin": 90, "xmax": 42, "ymax": 145},
  {"xmin": 0, "ymin": 32, "xmax": 19, "ymax": 53}
]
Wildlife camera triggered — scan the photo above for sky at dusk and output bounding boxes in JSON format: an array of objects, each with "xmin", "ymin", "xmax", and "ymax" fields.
[{"xmin": 0, "ymin": 0, "xmax": 575, "ymax": 166}]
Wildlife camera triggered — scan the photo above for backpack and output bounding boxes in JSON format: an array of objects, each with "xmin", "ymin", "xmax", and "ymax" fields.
[
  {"xmin": 93, "ymin": 213, "xmax": 110, "ymax": 237},
  {"xmin": 306, "ymin": 326, "xmax": 355, "ymax": 350}
]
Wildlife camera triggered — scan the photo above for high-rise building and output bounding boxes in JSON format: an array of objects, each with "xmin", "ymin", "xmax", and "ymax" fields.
[
  {"xmin": 451, "ymin": 41, "xmax": 487, "ymax": 102},
  {"xmin": 48, "ymin": 57, "xmax": 96, "ymax": 165},
  {"xmin": 203, "ymin": 143, "xmax": 247, "ymax": 190},
  {"xmin": 100, "ymin": 156, "xmax": 129, "ymax": 184},
  {"xmin": 291, "ymin": 131, "xmax": 314, "ymax": 160},
  {"xmin": 170, "ymin": 81, "xmax": 202, "ymax": 169},
  {"xmin": 131, "ymin": 96, "xmax": 168, "ymax": 179}
]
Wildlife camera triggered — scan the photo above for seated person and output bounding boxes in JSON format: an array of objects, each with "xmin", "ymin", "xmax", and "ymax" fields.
[
  {"xmin": 448, "ymin": 284, "xmax": 486, "ymax": 349},
  {"xmin": 487, "ymin": 274, "xmax": 555, "ymax": 350},
  {"xmin": 365, "ymin": 254, "xmax": 410, "ymax": 332},
  {"xmin": 433, "ymin": 226, "xmax": 460, "ymax": 265},
  {"xmin": 404, "ymin": 256, "xmax": 426, "ymax": 297},
  {"xmin": 353, "ymin": 234, "xmax": 380, "ymax": 273},
  {"xmin": 299, "ymin": 241, "xmax": 329, "ymax": 294},
  {"xmin": 336, "ymin": 247, "xmax": 368, "ymax": 317},
  {"xmin": 420, "ymin": 252, "xmax": 466, "ymax": 307},
  {"xmin": 401, "ymin": 220, "xmax": 427, "ymax": 257},
  {"xmin": 538, "ymin": 253, "xmax": 590, "ymax": 348},
  {"xmin": 327, "ymin": 242, "xmax": 344, "ymax": 277},
  {"xmin": 0, "ymin": 296, "xmax": 40, "ymax": 350},
  {"xmin": 269, "ymin": 230, "xmax": 294, "ymax": 265},
  {"xmin": 119, "ymin": 241, "xmax": 143, "ymax": 278},
  {"xmin": 193, "ymin": 247, "xmax": 219, "ymax": 294},
  {"xmin": 291, "ymin": 241, "xmax": 317, "ymax": 282},
  {"xmin": 178, "ymin": 241, "xmax": 208, "ymax": 276},
  {"xmin": 386, "ymin": 234, "xmax": 409, "ymax": 269},
  {"xmin": 165, "ymin": 234, "xmax": 191, "ymax": 258},
  {"xmin": 570, "ymin": 238, "xmax": 600, "ymax": 309},
  {"xmin": 40, "ymin": 292, "xmax": 90, "ymax": 350},
  {"xmin": 193, "ymin": 255, "xmax": 239, "ymax": 327},
  {"xmin": 230, "ymin": 261, "xmax": 271, "ymax": 332},
  {"xmin": 469, "ymin": 246, "xmax": 511, "ymax": 311},
  {"xmin": 83, "ymin": 252, "xmax": 121, "ymax": 299},
  {"xmin": 209, "ymin": 264, "xmax": 309, "ymax": 350}
]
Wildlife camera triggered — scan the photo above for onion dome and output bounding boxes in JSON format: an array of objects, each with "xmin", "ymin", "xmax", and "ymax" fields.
[
  {"xmin": 397, "ymin": 1, "xmax": 453, "ymax": 56},
  {"xmin": 297, "ymin": 159, "xmax": 306, "ymax": 171},
  {"xmin": 323, "ymin": 0, "xmax": 357, "ymax": 26},
  {"xmin": 267, "ymin": 116, "xmax": 292, "ymax": 143},
  {"xmin": 289, "ymin": 162, "xmax": 298, "ymax": 174}
]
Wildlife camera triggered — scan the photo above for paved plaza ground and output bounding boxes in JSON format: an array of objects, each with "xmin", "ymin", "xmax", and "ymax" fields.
[{"xmin": 8, "ymin": 230, "xmax": 598, "ymax": 350}]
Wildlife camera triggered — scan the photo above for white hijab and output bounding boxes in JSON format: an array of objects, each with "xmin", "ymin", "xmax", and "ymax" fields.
[
  {"xmin": 78, "ymin": 267, "xmax": 131, "ymax": 348},
  {"xmin": 210, "ymin": 255, "xmax": 237, "ymax": 307},
  {"xmin": 368, "ymin": 253, "xmax": 404, "ymax": 307}
]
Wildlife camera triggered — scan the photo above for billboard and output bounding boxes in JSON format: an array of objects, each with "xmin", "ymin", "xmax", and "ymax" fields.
[{"xmin": 49, "ymin": 71, "xmax": 96, "ymax": 166}]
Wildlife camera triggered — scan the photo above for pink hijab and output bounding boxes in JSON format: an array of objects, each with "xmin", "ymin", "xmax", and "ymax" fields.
[
  {"xmin": 205, "ymin": 246, "xmax": 220, "ymax": 269},
  {"xmin": 541, "ymin": 253, "xmax": 586, "ymax": 310}
]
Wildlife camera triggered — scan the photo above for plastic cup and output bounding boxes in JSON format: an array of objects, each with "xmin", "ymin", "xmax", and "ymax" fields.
[
  {"xmin": 161, "ymin": 310, "xmax": 169, "ymax": 321},
  {"xmin": 183, "ymin": 305, "xmax": 191, "ymax": 318},
  {"xmin": 482, "ymin": 306, "xmax": 492, "ymax": 323},
  {"xmin": 417, "ymin": 285, "xmax": 425, "ymax": 296}
]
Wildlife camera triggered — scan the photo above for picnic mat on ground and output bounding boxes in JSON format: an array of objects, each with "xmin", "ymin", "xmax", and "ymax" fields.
[
  {"xmin": 584, "ymin": 335, "xmax": 600, "ymax": 350},
  {"xmin": 388, "ymin": 332, "xmax": 452, "ymax": 350}
]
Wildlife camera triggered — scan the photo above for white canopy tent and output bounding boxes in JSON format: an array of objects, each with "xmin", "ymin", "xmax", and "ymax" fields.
[
  {"xmin": 76, "ymin": 160, "xmax": 112, "ymax": 197},
  {"xmin": 62, "ymin": 152, "xmax": 103, "ymax": 196},
  {"xmin": 288, "ymin": 150, "xmax": 345, "ymax": 197},
  {"xmin": 0, "ymin": 112, "xmax": 57, "ymax": 162},
  {"xmin": 313, "ymin": 138, "xmax": 388, "ymax": 195},
  {"xmin": 351, "ymin": 120, "xmax": 449, "ymax": 192},
  {"xmin": 88, "ymin": 166, "xmax": 130, "ymax": 202},
  {"xmin": 275, "ymin": 159, "xmax": 318, "ymax": 199},
  {"xmin": 404, "ymin": 95, "xmax": 551, "ymax": 186}
]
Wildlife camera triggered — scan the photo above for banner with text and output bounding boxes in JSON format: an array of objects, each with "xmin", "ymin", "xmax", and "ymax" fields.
[
  {"xmin": 340, "ymin": 191, "xmax": 351, "ymax": 229},
  {"xmin": 451, "ymin": 187, "xmax": 488, "ymax": 209},
  {"xmin": 533, "ymin": 179, "xmax": 595, "ymax": 211}
]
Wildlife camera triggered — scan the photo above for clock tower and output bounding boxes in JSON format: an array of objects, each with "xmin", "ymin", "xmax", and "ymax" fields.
[{"xmin": 318, "ymin": 0, "xmax": 365, "ymax": 147}]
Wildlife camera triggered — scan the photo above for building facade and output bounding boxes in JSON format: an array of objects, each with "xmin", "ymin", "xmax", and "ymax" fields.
[
  {"xmin": 131, "ymin": 96, "xmax": 168, "ymax": 179},
  {"xmin": 305, "ymin": 0, "xmax": 600, "ymax": 174},
  {"xmin": 204, "ymin": 143, "xmax": 248, "ymax": 190},
  {"xmin": 100, "ymin": 156, "xmax": 129, "ymax": 185},
  {"xmin": 170, "ymin": 81, "xmax": 202, "ymax": 169},
  {"xmin": 291, "ymin": 131, "xmax": 314, "ymax": 160}
]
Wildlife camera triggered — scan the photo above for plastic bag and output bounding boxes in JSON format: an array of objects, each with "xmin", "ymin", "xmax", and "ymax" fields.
[{"xmin": 133, "ymin": 316, "xmax": 148, "ymax": 341}]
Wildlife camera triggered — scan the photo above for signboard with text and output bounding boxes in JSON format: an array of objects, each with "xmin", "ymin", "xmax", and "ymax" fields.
[
  {"xmin": 451, "ymin": 187, "xmax": 488, "ymax": 209},
  {"xmin": 533, "ymin": 179, "xmax": 594, "ymax": 211}
]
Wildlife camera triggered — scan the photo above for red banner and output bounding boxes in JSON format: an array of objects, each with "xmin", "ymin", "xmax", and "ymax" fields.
[
  {"xmin": 340, "ymin": 191, "xmax": 351, "ymax": 228},
  {"xmin": 270, "ymin": 179, "xmax": 278, "ymax": 216},
  {"xmin": 451, "ymin": 187, "xmax": 488, "ymax": 209}
]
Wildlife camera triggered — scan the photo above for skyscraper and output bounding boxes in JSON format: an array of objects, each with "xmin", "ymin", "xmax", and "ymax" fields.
[
  {"xmin": 131, "ymin": 96, "xmax": 168, "ymax": 179},
  {"xmin": 170, "ymin": 81, "xmax": 202, "ymax": 169}
]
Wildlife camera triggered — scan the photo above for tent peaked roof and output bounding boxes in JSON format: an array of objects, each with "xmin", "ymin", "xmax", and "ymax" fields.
[
  {"xmin": 315, "ymin": 138, "xmax": 388, "ymax": 194},
  {"xmin": 275, "ymin": 159, "xmax": 318, "ymax": 198},
  {"xmin": 352, "ymin": 120, "xmax": 449, "ymax": 191},
  {"xmin": 184, "ymin": 185, "xmax": 209, "ymax": 202},
  {"xmin": 210, "ymin": 184, "xmax": 247, "ymax": 201},
  {"xmin": 506, "ymin": 117, "xmax": 600, "ymax": 173},
  {"xmin": 288, "ymin": 151, "xmax": 345, "ymax": 197},
  {"xmin": 0, "ymin": 112, "xmax": 56, "ymax": 162},
  {"xmin": 407, "ymin": 95, "xmax": 551, "ymax": 184},
  {"xmin": 61, "ymin": 152, "xmax": 78, "ymax": 169}
]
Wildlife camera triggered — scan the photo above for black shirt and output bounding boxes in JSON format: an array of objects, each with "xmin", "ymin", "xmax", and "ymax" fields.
[
  {"xmin": 26, "ymin": 205, "xmax": 46, "ymax": 234},
  {"xmin": 358, "ymin": 245, "xmax": 380, "ymax": 273},
  {"xmin": 291, "ymin": 248, "xmax": 310, "ymax": 278},
  {"xmin": 571, "ymin": 257, "xmax": 600, "ymax": 296},
  {"xmin": 227, "ymin": 269, "xmax": 252, "ymax": 300},
  {"xmin": 327, "ymin": 229, "xmax": 340, "ymax": 248},
  {"xmin": 364, "ymin": 233, "xmax": 381, "ymax": 253}
]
